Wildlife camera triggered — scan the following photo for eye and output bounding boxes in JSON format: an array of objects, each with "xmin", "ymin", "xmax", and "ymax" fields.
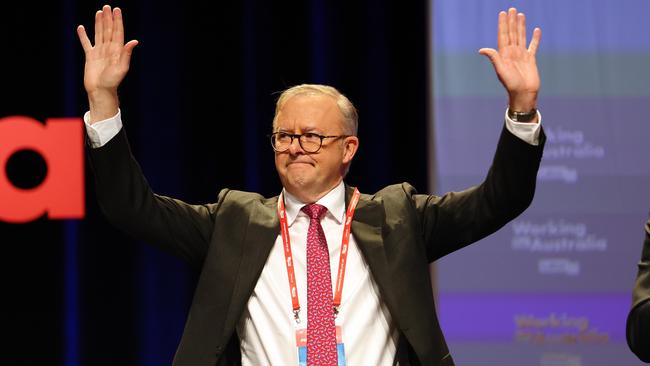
[
  {"xmin": 302, "ymin": 133, "xmax": 321, "ymax": 142},
  {"xmin": 276, "ymin": 132, "xmax": 292, "ymax": 141}
]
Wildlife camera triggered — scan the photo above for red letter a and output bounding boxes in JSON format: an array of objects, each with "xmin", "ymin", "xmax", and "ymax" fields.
[{"xmin": 0, "ymin": 116, "xmax": 84, "ymax": 223}]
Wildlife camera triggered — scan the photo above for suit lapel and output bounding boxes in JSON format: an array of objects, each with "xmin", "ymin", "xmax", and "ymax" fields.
[
  {"xmin": 221, "ymin": 196, "xmax": 280, "ymax": 336},
  {"xmin": 349, "ymin": 191, "xmax": 387, "ymax": 277},
  {"xmin": 239, "ymin": 196, "xmax": 280, "ymax": 279},
  {"xmin": 346, "ymin": 186, "xmax": 399, "ymax": 320}
]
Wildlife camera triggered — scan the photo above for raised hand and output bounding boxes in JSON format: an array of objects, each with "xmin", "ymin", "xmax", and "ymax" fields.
[
  {"xmin": 479, "ymin": 8, "xmax": 541, "ymax": 114},
  {"xmin": 77, "ymin": 5, "xmax": 138, "ymax": 123}
]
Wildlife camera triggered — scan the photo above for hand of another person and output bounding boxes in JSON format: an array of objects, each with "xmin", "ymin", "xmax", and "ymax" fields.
[
  {"xmin": 77, "ymin": 5, "xmax": 138, "ymax": 123},
  {"xmin": 479, "ymin": 7, "xmax": 541, "ymax": 114}
]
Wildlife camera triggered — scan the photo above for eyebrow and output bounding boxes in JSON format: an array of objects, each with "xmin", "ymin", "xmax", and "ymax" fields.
[{"xmin": 276, "ymin": 125, "xmax": 324, "ymax": 134}]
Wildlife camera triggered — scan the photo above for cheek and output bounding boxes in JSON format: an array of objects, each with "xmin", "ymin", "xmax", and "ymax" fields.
[{"xmin": 274, "ymin": 155, "xmax": 285, "ymax": 172}]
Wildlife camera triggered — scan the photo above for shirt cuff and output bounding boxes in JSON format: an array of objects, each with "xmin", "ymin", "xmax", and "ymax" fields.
[
  {"xmin": 84, "ymin": 109, "xmax": 123, "ymax": 148},
  {"xmin": 504, "ymin": 108, "xmax": 542, "ymax": 146}
]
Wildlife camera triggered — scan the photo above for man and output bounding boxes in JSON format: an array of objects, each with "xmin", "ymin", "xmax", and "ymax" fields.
[
  {"xmin": 627, "ymin": 216, "xmax": 650, "ymax": 363},
  {"xmin": 78, "ymin": 5, "xmax": 544, "ymax": 366}
]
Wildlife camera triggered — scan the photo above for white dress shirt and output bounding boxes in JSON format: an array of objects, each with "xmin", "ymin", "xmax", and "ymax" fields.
[{"xmin": 84, "ymin": 109, "xmax": 542, "ymax": 365}]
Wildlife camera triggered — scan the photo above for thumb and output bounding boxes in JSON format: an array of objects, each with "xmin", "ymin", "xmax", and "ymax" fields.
[
  {"xmin": 120, "ymin": 40, "xmax": 139, "ymax": 70},
  {"xmin": 478, "ymin": 48, "xmax": 501, "ymax": 68}
]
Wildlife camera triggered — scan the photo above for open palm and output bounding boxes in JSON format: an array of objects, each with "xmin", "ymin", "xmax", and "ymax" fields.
[
  {"xmin": 77, "ymin": 5, "xmax": 138, "ymax": 95},
  {"xmin": 479, "ymin": 8, "xmax": 541, "ymax": 111}
]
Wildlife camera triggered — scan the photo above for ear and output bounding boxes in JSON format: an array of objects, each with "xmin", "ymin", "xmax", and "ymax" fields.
[{"xmin": 341, "ymin": 136, "xmax": 359, "ymax": 164}]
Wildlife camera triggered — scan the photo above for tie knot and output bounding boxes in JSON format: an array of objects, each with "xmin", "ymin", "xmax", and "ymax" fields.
[{"xmin": 301, "ymin": 203, "xmax": 327, "ymax": 220}]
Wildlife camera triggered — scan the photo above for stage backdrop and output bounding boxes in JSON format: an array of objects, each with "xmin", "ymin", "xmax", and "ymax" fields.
[
  {"xmin": 1, "ymin": 1, "xmax": 428, "ymax": 365},
  {"xmin": 430, "ymin": 0, "xmax": 650, "ymax": 365}
]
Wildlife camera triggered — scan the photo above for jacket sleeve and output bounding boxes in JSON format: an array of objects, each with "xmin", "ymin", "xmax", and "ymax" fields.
[
  {"xmin": 413, "ymin": 125, "xmax": 545, "ymax": 262},
  {"xmin": 627, "ymin": 218, "xmax": 650, "ymax": 362},
  {"xmin": 87, "ymin": 128, "xmax": 224, "ymax": 268}
]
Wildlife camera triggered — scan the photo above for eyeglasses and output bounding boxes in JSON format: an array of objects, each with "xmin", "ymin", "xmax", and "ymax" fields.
[{"xmin": 269, "ymin": 132, "xmax": 349, "ymax": 153}]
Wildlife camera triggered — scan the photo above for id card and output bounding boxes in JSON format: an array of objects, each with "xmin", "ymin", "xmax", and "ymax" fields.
[{"xmin": 295, "ymin": 317, "xmax": 346, "ymax": 366}]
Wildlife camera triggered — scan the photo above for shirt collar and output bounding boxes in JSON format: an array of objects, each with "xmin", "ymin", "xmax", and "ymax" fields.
[{"xmin": 282, "ymin": 181, "xmax": 346, "ymax": 226}]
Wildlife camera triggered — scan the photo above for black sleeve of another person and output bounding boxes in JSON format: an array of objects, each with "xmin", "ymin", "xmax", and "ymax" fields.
[{"xmin": 627, "ymin": 217, "xmax": 650, "ymax": 362}]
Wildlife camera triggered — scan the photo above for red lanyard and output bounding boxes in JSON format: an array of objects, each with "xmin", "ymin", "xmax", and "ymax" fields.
[{"xmin": 277, "ymin": 187, "xmax": 361, "ymax": 323}]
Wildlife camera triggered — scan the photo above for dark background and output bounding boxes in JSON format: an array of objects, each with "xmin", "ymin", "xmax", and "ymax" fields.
[{"xmin": 1, "ymin": 0, "xmax": 429, "ymax": 364}]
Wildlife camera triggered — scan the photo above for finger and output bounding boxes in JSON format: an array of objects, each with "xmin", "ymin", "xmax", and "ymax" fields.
[
  {"xmin": 528, "ymin": 27, "xmax": 542, "ymax": 55},
  {"xmin": 507, "ymin": 8, "xmax": 517, "ymax": 46},
  {"xmin": 517, "ymin": 13, "xmax": 526, "ymax": 48},
  {"xmin": 119, "ymin": 40, "xmax": 139, "ymax": 70},
  {"xmin": 103, "ymin": 5, "xmax": 113, "ymax": 44},
  {"xmin": 94, "ymin": 10, "xmax": 103, "ymax": 46},
  {"xmin": 497, "ymin": 11, "xmax": 507, "ymax": 50},
  {"xmin": 113, "ymin": 7, "xmax": 124, "ymax": 45},
  {"xmin": 77, "ymin": 25, "xmax": 92, "ymax": 52},
  {"xmin": 478, "ymin": 48, "xmax": 503, "ymax": 72}
]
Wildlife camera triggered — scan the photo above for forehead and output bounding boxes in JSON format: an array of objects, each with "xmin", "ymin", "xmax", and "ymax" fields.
[{"xmin": 275, "ymin": 94, "xmax": 342, "ymax": 131}]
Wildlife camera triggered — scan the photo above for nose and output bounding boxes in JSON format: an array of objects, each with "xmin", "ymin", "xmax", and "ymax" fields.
[{"xmin": 287, "ymin": 136, "xmax": 304, "ymax": 155}]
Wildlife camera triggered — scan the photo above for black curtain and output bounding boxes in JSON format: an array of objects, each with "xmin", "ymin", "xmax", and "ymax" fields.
[{"xmin": 1, "ymin": 0, "xmax": 429, "ymax": 364}]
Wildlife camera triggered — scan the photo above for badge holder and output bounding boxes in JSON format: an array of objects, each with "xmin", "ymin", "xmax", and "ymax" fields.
[{"xmin": 295, "ymin": 312, "xmax": 346, "ymax": 366}]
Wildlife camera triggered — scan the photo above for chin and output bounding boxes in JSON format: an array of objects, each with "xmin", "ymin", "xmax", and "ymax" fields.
[
  {"xmin": 288, "ymin": 174, "xmax": 321, "ymax": 196},
  {"xmin": 289, "ymin": 174, "xmax": 310, "ymax": 189},
  {"xmin": 286, "ymin": 166, "xmax": 314, "ymax": 182}
]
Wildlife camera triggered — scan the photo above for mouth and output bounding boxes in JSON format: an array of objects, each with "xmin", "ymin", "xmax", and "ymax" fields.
[{"xmin": 287, "ymin": 161, "xmax": 314, "ymax": 167}]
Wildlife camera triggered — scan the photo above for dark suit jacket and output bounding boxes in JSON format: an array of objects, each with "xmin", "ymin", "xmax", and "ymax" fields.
[
  {"xmin": 87, "ymin": 125, "xmax": 545, "ymax": 366},
  {"xmin": 627, "ymin": 217, "xmax": 650, "ymax": 363}
]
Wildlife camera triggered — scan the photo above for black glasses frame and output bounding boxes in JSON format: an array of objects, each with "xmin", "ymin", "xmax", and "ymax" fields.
[{"xmin": 269, "ymin": 132, "xmax": 349, "ymax": 153}]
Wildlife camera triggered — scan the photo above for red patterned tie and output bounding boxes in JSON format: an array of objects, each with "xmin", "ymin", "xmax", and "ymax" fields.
[{"xmin": 302, "ymin": 203, "xmax": 337, "ymax": 366}]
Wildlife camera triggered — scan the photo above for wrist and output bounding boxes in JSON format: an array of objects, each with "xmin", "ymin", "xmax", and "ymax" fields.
[
  {"xmin": 87, "ymin": 88, "xmax": 118, "ymax": 102},
  {"xmin": 507, "ymin": 108, "xmax": 538, "ymax": 123},
  {"xmin": 88, "ymin": 90, "xmax": 119, "ymax": 124},
  {"xmin": 508, "ymin": 91, "xmax": 538, "ymax": 113}
]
